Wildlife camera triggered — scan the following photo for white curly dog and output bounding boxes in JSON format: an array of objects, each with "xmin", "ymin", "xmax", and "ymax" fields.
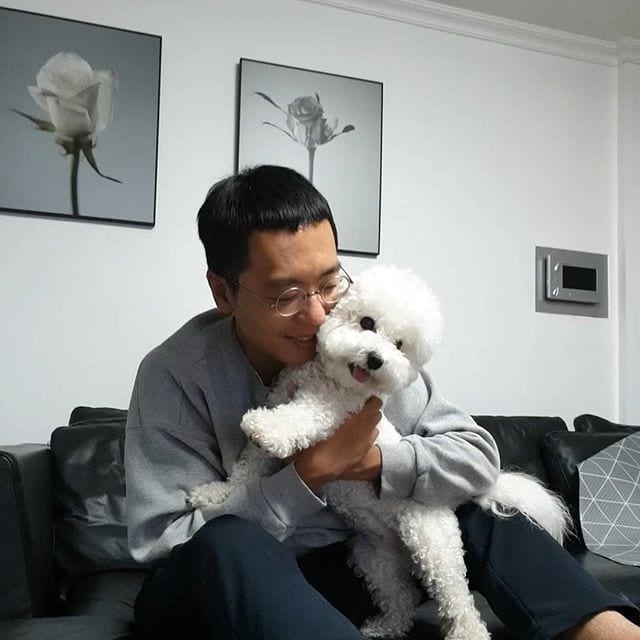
[{"xmin": 189, "ymin": 265, "xmax": 570, "ymax": 640}]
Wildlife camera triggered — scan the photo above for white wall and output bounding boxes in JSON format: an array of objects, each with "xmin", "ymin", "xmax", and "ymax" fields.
[
  {"xmin": 0, "ymin": 0, "xmax": 621, "ymax": 443},
  {"xmin": 618, "ymin": 49, "xmax": 640, "ymax": 422}
]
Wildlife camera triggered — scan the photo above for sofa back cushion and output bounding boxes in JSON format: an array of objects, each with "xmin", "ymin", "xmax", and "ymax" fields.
[
  {"xmin": 472, "ymin": 415, "xmax": 567, "ymax": 485},
  {"xmin": 49, "ymin": 408, "xmax": 566, "ymax": 574},
  {"xmin": 68, "ymin": 406, "xmax": 128, "ymax": 426},
  {"xmin": 50, "ymin": 408, "xmax": 150, "ymax": 576},
  {"xmin": 574, "ymin": 414, "xmax": 640, "ymax": 434}
]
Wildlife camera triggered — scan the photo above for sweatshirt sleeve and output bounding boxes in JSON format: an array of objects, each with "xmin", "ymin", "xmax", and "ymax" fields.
[
  {"xmin": 377, "ymin": 370, "xmax": 500, "ymax": 506},
  {"xmin": 125, "ymin": 357, "xmax": 326, "ymax": 565}
]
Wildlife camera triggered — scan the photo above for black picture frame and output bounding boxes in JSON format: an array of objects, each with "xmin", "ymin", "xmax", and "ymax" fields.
[
  {"xmin": 237, "ymin": 58, "xmax": 383, "ymax": 256},
  {"xmin": 0, "ymin": 7, "xmax": 161, "ymax": 226}
]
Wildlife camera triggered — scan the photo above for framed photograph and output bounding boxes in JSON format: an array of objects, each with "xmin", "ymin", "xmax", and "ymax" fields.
[
  {"xmin": 237, "ymin": 58, "xmax": 382, "ymax": 256},
  {"xmin": 0, "ymin": 7, "xmax": 161, "ymax": 226}
]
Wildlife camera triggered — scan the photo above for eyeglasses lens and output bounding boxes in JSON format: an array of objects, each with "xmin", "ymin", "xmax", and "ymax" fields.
[{"xmin": 275, "ymin": 275, "xmax": 350, "ymax": 317}]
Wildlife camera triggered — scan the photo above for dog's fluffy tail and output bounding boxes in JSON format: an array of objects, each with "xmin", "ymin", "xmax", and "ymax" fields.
[{"xmin": 475, "ymin": 471, "xmax": 572, "ymax": 544}]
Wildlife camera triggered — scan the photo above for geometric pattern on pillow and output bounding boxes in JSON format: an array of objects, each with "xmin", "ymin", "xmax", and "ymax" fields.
[{"xmin": 579, "ymin": 433, "xmax": 640, "ymax": 566}]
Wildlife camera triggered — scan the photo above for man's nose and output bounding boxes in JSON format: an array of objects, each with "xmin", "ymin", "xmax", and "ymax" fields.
[{"xmin": 298, "ymin": 292, "xmax": 328, "ymax": 326}]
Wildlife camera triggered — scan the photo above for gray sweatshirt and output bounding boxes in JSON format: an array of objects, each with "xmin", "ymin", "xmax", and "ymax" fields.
[{"xmin": 125, "ymin": 310, "xmax": 500, "ymax": 564}]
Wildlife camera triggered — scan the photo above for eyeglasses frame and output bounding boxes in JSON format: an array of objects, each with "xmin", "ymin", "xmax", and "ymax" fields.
[{"xmin": 233, "ymin": 267, "xmax": 353, "ymax": 317}]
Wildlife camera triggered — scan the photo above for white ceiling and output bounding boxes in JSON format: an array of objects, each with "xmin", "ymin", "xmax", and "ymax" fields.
[{"xmin": 426, "ymin": 0, "xmax": 640, "ymax": 41}]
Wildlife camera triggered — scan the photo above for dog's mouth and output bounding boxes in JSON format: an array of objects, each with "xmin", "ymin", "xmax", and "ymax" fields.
[{"xmin": 349, "ymin": 363, "xmax": 371, "ymax": 383}]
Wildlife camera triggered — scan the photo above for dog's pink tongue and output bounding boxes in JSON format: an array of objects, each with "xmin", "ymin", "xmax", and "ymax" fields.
[{"xmin": 351, "ymin": 365, "xmax": 370, "ymax": 383}]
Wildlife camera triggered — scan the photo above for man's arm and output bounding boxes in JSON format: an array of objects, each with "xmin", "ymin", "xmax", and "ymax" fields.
[
  {"xmin": 375, "ymin": 370, "xmax": 500, "ymax": 506},
  {"xmin": 125, "ymin": 356, "xmax": 328, "ymax": 564},
  {"xmin": 293, "ymin": 372, "xmax": 498, "ymax": 503}
]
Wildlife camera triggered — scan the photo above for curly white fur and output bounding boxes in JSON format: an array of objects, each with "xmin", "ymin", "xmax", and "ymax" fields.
[{"xmin": 189, "ymin": 265, "xmax": 570, "ymax": 640}]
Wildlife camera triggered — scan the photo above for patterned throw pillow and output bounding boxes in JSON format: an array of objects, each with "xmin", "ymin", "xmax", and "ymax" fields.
[{"xmin": 579, "ymin": 433, "xmax": 640, "ymax": 566}]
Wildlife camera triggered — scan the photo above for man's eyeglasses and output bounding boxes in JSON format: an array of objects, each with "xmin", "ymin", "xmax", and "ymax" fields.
[{"xmin": 234, "ymin": 271, "xmax": 352, "ymax": 317}]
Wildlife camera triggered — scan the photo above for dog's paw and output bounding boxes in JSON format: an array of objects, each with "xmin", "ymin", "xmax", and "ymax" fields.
[
  {"xmin": 241, "ymin": 409, "xmax": 298, "ymax": 458},
  {"xmin": 187, "ymin": 481, "xmax": 231, "ymax": 510},
  {"xmin": 361, "ymin": 614, "xmax": 412, "ymax": 638},
  {"xmin": 246, "ymin": 429, "xmax": 295, "ymax": 459},
  {"xmin": 444, "ymin": 612, "xmax": 491, "ymax": 640}
]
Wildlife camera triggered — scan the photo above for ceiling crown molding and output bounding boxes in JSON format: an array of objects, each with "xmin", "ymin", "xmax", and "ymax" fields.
[
  {"xmin": 619, "ymin": 38, "xmax": 640, "ymax": 65},
  {"xmin": 301, "ymin": 0, "xmax": 620, "ymax": 66}
]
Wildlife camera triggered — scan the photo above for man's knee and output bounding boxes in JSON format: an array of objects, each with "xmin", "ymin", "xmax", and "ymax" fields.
[
  {"xmin": 185, "ymin": 515, "xmax": 296, "ymax": 583},
  {"xmin": 456, "ymin": 502, "xmax": 496, "ymax": 547},
  {"xmin": 191, "ymin": 514, "xmax": 259, "ymax": 552},
  {"xmin": 189, "ymin": 514, "xmax": 285, "ymax": 564}
]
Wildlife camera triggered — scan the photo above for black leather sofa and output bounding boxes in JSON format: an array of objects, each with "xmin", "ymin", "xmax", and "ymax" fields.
[{"xmin": 1, "ymin": 410, "xmax": 638, "ymax": 639}]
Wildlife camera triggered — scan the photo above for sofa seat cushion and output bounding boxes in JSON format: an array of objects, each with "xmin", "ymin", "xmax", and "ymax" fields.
[
  {"xmin": 572, "ymin": 549, "xmax": 640, "ymax": 608},
  {"xmin": 62, "ymin": 570, "xmax": 147, "ymax": 622},
  {"xmin": 0, "ymin": 615, "xmax": 134, "ymax": 640}
]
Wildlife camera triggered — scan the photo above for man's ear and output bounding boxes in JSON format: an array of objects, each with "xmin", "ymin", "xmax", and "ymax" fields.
[{"xmin": 206, "ymin": 270, "xmax": 234, "ymax": 313}]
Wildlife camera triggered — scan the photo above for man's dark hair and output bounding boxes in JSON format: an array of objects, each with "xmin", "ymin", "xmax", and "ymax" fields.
[{"xmin": 197, "ymin": 165, "xmax": 338, "ymax": 285}]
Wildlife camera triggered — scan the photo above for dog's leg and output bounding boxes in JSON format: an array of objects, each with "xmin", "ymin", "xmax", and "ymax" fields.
[
  {"xmin": 397, "ymin": 505, "xmax": 491, "ymax": 640},
  {"xmin": 325, "ymin": 483, "xmax": 419, "ymax": 638},
  {"xmin": 187, "ymin": 478, "xmax": 233, "ymax": 510},
  {"xmin": 349, "ymin": 533, "xmax": 420, "ymax": 638},
  {"xmin": 187, "ymin": 445, "xmax": 276, "ymax": 509},
  {"xmin": 241, "ymin": 392, "xmax": 359, "ymax": 458}
]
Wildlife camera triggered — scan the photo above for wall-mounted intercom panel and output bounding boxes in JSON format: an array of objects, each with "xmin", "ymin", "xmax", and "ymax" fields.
[{"xmin": 535, "ymin": 247, "xmax": 608, "ymax": 318}]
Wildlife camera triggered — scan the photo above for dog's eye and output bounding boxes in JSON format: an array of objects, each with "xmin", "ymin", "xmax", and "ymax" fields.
[
  {"xmin": 395, "ymin": 340, "xmax": 403, "ymax": 350},
  {"xmin": 360, "ymin": 316, "xmax": 375, "ymax": 331}
]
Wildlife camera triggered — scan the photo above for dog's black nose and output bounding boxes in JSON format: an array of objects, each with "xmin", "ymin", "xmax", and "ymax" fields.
[{"xmin": 367, "ymin": 352, "xmax": 384, "ymax": 370}]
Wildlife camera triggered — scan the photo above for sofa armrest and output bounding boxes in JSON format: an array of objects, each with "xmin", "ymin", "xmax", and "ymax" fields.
[{"xmin": 0, "ymin": 444, "xmax": 54, "ymax": 619}]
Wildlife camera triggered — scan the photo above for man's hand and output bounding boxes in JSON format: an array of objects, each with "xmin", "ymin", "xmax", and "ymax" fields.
[
  {"xmin": 294, "ymin": 397, "xmax": 383, "ymax": 493},
  {"xmin": 337, "ymin": 444, "xmax": 382, "ymax": 483}
]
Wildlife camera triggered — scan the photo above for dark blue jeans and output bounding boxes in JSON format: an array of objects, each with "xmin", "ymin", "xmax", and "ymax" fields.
[{"xmin": 134, "ymin": 505, "xmax": 638, "ymax": 640}]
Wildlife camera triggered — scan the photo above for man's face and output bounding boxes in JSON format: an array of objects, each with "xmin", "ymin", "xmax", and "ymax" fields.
[{"xmin": 224, "ymin": 220, "xmax": 340, "ymax": 385}]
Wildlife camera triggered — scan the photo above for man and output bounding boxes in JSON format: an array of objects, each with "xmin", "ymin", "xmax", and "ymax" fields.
[{"xmin": 125, "ymin": 165, "xmax": 639, "ymax": 640}]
